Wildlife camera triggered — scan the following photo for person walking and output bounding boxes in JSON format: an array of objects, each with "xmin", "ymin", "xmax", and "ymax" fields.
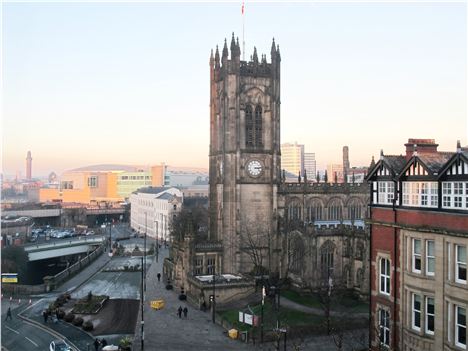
[
  {"xmin": 93, "ymin": 338, "xmax": 100, "ymax": 351},
  {"xmin": 157, "ymin": 273, "xmax": 161, "ymax": 282},
  {"xmin": 5, "ymin": 307, "xmax": 12, "ymax": 321},
  {"xmin": 42, "ymin": 310, "xmax": 48, "ymax": 323},
  {"xmin": 101, "ymin": 338, "xmax": 108, "ymax": 348},
  {"xmin": 183, "ymin": 306, "xmax": 188, "ymax": 318},
  {"xmin": 177, "ymin": 306, "xmax": 183, "ymax": 318}
]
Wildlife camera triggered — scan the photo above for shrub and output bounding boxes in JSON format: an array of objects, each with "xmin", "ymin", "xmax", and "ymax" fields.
[
  {"xmin": 72, "ymin": 317, "xmax": 84, "ymax": 326},
  {"xmin": 57, "ymin": 309, "xmax": 66, "ymax": 319},
  {"xmin": 64, "ymin": 313, "xmax": 75, "ymax": 323},
  {"xmin": 82, "ymin": 321, "xmax": 93, "ymax": 331}
]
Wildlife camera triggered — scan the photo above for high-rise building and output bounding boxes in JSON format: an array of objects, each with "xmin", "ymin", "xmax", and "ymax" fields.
[
  {"xmin": 327, "ymin": 164, "xmax": 344, "ymax": 183},
  {"xmin": 304, "ymin": 152, "xmax": 316, "ymax": 179},
  {"xmin": 281, "ymin": 142, "xmax": 304, "ymax": 177},
  {"xmin": 26, "ymin": 151, "xmax": 32, "ymax": 180},
  {"xmin": 343, "ymin": 146, "xmax": 350, "ymax": 177},
  {"xmin": 367, "ymin": 139, "xmax": 468, "ymax": 351}
]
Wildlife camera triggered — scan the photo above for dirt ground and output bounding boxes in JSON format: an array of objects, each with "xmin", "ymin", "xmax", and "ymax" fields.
[{"xmin": 86, "ymin": 298, "xmax": 139, "ymax": 335}]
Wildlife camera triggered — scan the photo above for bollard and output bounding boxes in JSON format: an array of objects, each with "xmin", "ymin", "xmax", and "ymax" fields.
[
  {"xmin": 18, "ymin": 299, "xmax": 21, "ymax": 304},
  {"xmin": 29, "ymin": 299, "xmax": 32, "ymax": 304}
]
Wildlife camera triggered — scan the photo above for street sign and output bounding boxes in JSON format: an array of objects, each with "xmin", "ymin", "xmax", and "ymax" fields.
[
  {"xmin": 238, "ymin": 312, "xmax": 254, "ymax": 325},
  {"xmin": 2, "ymin": 273, "xmax": 18, "ymax": 283}
]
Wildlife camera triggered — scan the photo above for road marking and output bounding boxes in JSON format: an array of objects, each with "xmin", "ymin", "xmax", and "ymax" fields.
[
  {"xmin": 25, "ymin": 337, "xmax": 38, "ymax": 347},
  {"xmin": 5, "ymin": 326, "xmax": 19, "ymax": 334}
]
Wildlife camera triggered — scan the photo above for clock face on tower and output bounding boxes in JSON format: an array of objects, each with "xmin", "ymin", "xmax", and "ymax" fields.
[{"xmin": 246, "ymin": 160, "xmax": 263, "ymax": 177}]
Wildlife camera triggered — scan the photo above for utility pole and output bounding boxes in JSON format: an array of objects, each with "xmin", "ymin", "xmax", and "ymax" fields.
[
  {"xmin": 261, "ymin": 285, "xmax": 265, "ymax": 344},
  {"xmin": 144, "ymin": 212, "xmax": 147, "ymax": 292},
  {"xmin": 212, "ymin": 263, "xmax": 216, "ymax": 324},
  {"xmin": 155, "ymin": 220, "xmax": 159, "ymax": 263},
  {"xmin": 140, "ymin": 256, "xmax": 144, "ymax": 351}
]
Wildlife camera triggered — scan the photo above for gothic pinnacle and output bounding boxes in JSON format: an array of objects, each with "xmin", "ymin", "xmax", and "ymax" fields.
[
  {"xmin": 222, "ymin": 39, "xmax": 228, "ymax": 59},
  {"xmin": 253, "ymin": 46, "xmax": 258, "ymax": 63},
  {"xmin": 271, "ymin": 38, "xmax": 276, "ymax": 55}
]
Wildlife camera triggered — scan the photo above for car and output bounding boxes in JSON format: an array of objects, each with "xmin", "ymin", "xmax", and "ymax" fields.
[
  {"xmin": 49, "ymin": 340, "xmax": 72, "ymax": 351},
  {"xmin": 85, "ymin": 231, "xmax": 95, "ymax": 236}
]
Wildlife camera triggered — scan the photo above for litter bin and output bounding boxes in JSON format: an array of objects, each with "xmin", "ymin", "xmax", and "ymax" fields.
[
  {"xmin": 240, "ymin": 331, "xmax": 248, "ymax": 342},
  {"xmin": 228, "ymin": 329, "xmax": 238, "ymax": 339}
]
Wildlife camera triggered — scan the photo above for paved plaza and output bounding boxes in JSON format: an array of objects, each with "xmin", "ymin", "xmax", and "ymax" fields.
[{"xmin": 132, "ymin": 247, "xmax": 255, "ymax": 351}]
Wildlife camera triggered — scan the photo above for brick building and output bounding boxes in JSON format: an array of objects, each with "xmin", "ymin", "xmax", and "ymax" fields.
[{"xmin": 367, "ymin": 139, "xmax": 468, "ymax": 350}]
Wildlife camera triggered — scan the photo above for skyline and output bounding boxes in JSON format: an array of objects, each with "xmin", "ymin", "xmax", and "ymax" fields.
[{"xmin": 2, "ymin": 2, "xmax": 466, "ymax": 177}]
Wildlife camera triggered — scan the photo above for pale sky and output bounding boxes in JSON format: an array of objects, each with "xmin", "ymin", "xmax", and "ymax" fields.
[{"xmin": 2, "ymin": 1, "xmax": 466, "ymax": 177}]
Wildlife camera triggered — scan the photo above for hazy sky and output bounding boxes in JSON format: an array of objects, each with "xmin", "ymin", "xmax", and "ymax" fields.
[{"xmin": 2, "ymin": 1, "xmax": 466, "ymax": 177}]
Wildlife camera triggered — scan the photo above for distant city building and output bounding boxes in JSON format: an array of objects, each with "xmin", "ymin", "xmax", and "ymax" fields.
[
  {"xmin": 304, "ymin": 152, "xmax": 316, "ymax": 179},
  {"xmin": 346, "ymin": 167, "xmax": 368, "ymax": 184},
  {"xmin": 327, "ymin": 164, "xmax": 344, "ymax": 183},
  {"xmin": 48, "ymin": 172, "xmax": 58, "ymax": 183},
  {"xmin": 343, "ymin": 146, "xmax": 350, "ymax": 177},
  {"xmin": 130, "ymin": 187, "xmax": 183, "ymax": 241},
  {"xmin": 281, "ymin": 142, "xmax": 304, "ymax": 176},
  {"xmin": 30, "ymin": 164, "xmax": 173, "ymax": 204},
  {"xmin": 367, "ymin": 139, "xmax": 468, "ymax": 351},
  {"xmin": 26, "ymin": 151, "xmax": 32, "ymax": 180}
]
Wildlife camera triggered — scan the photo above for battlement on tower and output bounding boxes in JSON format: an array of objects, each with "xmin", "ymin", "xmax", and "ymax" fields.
[
  {"xmin": 278, "ymin": 181, "xmax": 369, "ymax": 195},
  {"xmin": 210, "ymin": 33, "xmax": 280, "ymax": 79}
]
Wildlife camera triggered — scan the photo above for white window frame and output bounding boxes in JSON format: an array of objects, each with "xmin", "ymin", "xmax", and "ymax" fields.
[
  {"xmin": 412, "ymin": 239, "xmax": 422, "ymax": 274},
  {"xmin": 442, "ymin": 182, "xmax": 468, "ymax": 210},
  {"xmin": 426, "ymin": 240, "xmax": 435, "ymax": 276},
  {"xmin": 455, "ymin": 305, "xmax": 467, "ymax": 349},
  {"xmin": 412, "ymin": 293, "xmax": 422, "ymax": 331},
  {"xmin": 379, "ymin": 308, "xmax": 390, "ymax": 347},
  {"xmin": 402, "ymin": 181, "xmax": 438, "ymax": 208},
  {"xmin": 379, "ymin": 258, "xmax": 391, "ymax": 296},
  {"xmin": 456, "ymin": 245, "xmax": 467, "ymax": 285},
  {"xmin": 425, "ymin": 297, "xmax": 435, "ymax": 335},
  {"xmin": 377, "ymin": 181, "xmax": 395, "ymax": 205}
]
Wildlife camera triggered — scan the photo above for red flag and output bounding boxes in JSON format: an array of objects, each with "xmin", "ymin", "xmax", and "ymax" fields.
[{"xmin": 242, "ymin": 1, "xmax": 244, "ymax": 15}]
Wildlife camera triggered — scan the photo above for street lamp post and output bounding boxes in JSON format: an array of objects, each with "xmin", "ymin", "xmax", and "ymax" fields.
[
  {"xmin": 211, "ymin": 263, "xmax": 216, "ymax": 324},
  {"xmin": 155, "ymin": 220, "xmax": 159, "ymax": 263},
  {"xmin": 261, "ymin": 285, "xmax": 265, "ymax": 344},
  {"xmin": 140, "ymin": 256, "xmax": 145, "ymax": 351},
  {"xmin": 144, "ymin": 213, "xmax": 147, "ymax": 292},
  {"xmin": 108, "ymin": 221, "xmax": 112, "ymax": 252}
]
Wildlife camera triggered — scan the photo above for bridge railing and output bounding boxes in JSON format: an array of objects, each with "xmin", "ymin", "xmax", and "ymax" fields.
[
  {"xmin": 24, "ymin": 235, "xmax": 106, "ymax": 252},
  {"xmin": 44, "ymin": 245, "xmax": 105, "ymax": 291}
]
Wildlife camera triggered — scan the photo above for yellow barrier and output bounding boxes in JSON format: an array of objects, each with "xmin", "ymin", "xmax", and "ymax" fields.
[
  {"xmin": 228, "ymin": 329, "xmax": 238, "ymax": 339},
  {"xmin": 150, "ymin": 300, "xmax": 165, "ymax": 310}
]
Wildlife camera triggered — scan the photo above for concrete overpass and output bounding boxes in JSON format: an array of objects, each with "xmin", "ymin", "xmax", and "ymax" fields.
[{"xmin": 23, "ymin": 235, "xmax": 106, "ymax": 261}]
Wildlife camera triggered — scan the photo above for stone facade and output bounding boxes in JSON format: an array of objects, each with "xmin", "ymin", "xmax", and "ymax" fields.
[{"xmin": 166, "ymin": 35, "xmax": 370, "ymax": 304}]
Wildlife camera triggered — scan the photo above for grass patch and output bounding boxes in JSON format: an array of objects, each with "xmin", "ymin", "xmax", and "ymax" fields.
[{"xmin": 280, "ymin": 289, "xmax": 369, "ymax": 314}]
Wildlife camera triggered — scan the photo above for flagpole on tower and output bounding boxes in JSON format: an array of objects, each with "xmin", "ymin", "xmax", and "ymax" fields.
[{"xmin": 242, "ymin": 0, "xmax": 245, "ymax": 61}]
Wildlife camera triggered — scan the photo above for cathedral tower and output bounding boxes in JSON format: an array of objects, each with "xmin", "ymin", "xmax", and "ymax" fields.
[{"xmin": 209, "ymin": 34, "xmax": 281, "ymax": 274}]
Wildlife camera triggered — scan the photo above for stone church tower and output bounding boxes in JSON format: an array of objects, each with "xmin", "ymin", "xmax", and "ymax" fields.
[{"xmin": 209, "ymin": 34, "xmax": 281, "ymax": 274}]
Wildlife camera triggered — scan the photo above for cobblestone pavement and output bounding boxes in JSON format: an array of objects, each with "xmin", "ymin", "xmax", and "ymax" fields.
[{"xmin": 132, "ymin": 247, "xmax": 255, "ymax": 351}]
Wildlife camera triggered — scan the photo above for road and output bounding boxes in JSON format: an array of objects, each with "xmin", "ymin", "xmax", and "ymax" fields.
[{"xmin": 2, "ymin": 301, "xmax": 58, "ymax": 351}]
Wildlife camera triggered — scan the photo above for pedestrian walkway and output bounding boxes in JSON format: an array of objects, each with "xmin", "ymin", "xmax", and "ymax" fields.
[
  {"xmin": 56, "ymin": 250, "xmax": 112, "ymax": 293},
  {"xmin": 132, "ymin": 247, "xmax": 255, "ymax": 351}
]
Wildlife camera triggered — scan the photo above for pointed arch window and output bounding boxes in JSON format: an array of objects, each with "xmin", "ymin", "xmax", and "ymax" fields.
[
  {"xmin": 254, "ymin": 105, "xmax": 263, "ymax": 147},
  {"xmin": 245, "ymin": 104, "xmax": 263, "ymax": 148},
  {"xmin": 245, "ymin": 105, "xmax": 254, "ymax": 147}
]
